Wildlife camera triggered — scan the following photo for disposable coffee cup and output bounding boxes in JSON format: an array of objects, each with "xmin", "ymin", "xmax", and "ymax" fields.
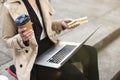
[{"xmin": 15, "ymin": 14, "xmax": 32, "ymax": 31}]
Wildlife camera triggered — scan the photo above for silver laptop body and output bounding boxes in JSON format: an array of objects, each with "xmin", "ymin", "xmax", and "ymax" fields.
[
  {"xmin": 35, "ymin": 41, "xmax": 82, "ymax": 69},
  {"xmin": 35, "ymin": 26, "xmax": 100, "ymax": 69}
]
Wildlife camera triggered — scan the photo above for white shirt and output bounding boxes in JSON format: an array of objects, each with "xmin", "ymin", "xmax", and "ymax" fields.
[{"xmin": 33, "ymin": 8, "xmax": 46, "ymax": 40}]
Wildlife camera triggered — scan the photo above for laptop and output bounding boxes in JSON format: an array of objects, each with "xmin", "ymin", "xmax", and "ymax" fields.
[{"xmin": 35, "ymin": 26, "xmax": 100, "ymax": 69}]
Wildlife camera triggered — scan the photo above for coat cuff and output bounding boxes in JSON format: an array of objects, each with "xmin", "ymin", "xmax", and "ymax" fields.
[
  {"xmin": 13, "ymin": 34, "xmax": 27, "ymax": 49},
  {"xmin": 52, "ymin": 19, "xmax": 65, "ymax": 34}
]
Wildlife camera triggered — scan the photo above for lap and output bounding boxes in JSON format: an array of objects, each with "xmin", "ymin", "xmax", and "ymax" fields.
[
  {"xmin": 30, "ymin": 63, "xmax": 87, "ymax": 80},
  {"xmin": 69, "ymin": 45, "xmax": 99, "ymax": 80},
  {"xmin": 60, "ymin": 63, "xmax": 87, "ymax": 80},
  {"xmin": 69, "ymin": 45, "xmax": 98, "ymax": 65},
  {"xmin": 30, "ymin": 45, "xmax": 97, "ymax": 80}
]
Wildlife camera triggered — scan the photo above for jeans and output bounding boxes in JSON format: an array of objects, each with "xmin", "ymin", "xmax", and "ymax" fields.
[
  {"xmin": 69, "ymin": 45, "xmax": 99, "ymax": 80},
  {"xmin": 30, "ymin": 63, "xmax": 87, "ymax": 80},
  {"xmin": 30, "ymin": 45, "xmax": 99, "ymax": 80}
]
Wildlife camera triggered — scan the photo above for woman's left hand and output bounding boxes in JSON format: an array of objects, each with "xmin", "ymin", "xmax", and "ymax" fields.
[{"xmin": 61, "ymin": 19, "xmax": 80, "ymax": 29}]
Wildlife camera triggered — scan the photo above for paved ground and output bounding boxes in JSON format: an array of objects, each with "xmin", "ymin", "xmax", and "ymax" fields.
[
  {"xmin": 51, "ymin": 0, "xmax": 120, "ymax": 52},
  {"xmin": 99, "ymin": 36, "xmax": 120, "ymax": 80},
  {"xmin": 0, "ymin": 0, "xmax": 120, "ymax": 80}
]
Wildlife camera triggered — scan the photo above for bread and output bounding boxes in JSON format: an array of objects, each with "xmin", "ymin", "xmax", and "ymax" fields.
[{"xmin": 67, "ymin": 17, "xmax": 88, "ymax": 27}]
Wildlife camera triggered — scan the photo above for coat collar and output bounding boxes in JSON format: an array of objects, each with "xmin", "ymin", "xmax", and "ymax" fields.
[
  {"xmin": 4, "ymin": 0, "xmax": 55, "ymax": 36},
  {"xmin": 5, "ymin": 0, "xmax": 54, "ymax": 20}
]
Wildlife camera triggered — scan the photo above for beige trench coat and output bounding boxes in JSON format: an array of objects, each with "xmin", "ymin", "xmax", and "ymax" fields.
[{"xmin": 1, "ymin": 0, "xmax": 64, "ymax": 80}]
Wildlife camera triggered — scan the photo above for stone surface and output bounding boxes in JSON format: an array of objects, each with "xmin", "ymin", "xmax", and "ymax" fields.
[
  {"xmin": 99, "ymin": 37, "xmax": 120, "ymax": 80},
  {"xmin": 0, "ymin": 61, "xmax": 16, "ymax": 80},
  {"xmin": 52, "ymin": 0, "xmax": 120, "ymax": 51},
  {"xmin": 0, "ymin": 0, "xmax": 120, "ymax": 80}
]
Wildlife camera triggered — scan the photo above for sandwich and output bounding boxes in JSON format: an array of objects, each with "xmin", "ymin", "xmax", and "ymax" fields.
[{"xmin": 67, "ymin": 16, "xmax": 88, "ymax": 27}]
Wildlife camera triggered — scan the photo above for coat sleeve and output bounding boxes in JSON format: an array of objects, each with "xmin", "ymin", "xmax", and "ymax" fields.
[
  {"xmin": 1, "ymin": 5, "xmax": 26, "ymax": 49},
  {"xmin": 52, "ymin": 19, "xmax": 66, "ymax": 34},
  {"xmin": 47, "ymin": 0, "xmax": 65, "ymax": 34}
]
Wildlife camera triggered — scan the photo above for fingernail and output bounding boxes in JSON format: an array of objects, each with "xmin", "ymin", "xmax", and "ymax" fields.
[
  {"xmin": 30, "ymin": 29, "xmax": 33, "ymax": 32},
  {"xmin": 24, "ymin": 28, "xmax": 27, "ymax": 30}
]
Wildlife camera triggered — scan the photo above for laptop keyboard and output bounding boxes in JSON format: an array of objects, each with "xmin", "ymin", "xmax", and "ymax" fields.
[{"xmin": 47, "ymin": 45, "xmax": 76, "ymax": 64}]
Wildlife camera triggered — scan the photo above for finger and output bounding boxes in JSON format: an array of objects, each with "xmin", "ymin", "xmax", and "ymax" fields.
[
  {"xmin": 72, "ymin": 24, "xmax": 80, "ymax": 28},
  {"xmin": 62, "ymin": 21, "xmax": 69, "ymax": 29},
  {"xmin": 20, "ymin": 30, "xmax": 33, "ymax": 41},
  {"xmin": 22, "ymin": 29, "xmax": 33, "ymax": 36},
  {"xmin": 18, "ymin": 27, "xmax": 27, "ymax": 34},
  {"xmin": 22, "ymin": 30, "xmax": 33, "ymax": 40},
  {"xmin": 68, "ymin": 23, "xmax": 80, "ymax": 29},
  {"xmin": 64, "ymin": 19, "xmax": 72, "ymax": 23},
  {"xmin": 25, "ymin": 30, "xmax": 33, "ymax": 38},
  {"xmin": 23, "ymin": 32, "xmax": 33, "ymax": 41},
  {"xmin": 26, "ymin": 34, "xmax": 33, "ymax": 41}
]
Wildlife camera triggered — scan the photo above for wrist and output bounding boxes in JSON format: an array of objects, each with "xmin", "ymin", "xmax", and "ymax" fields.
[
  {"xmin": 61, "ymin": 21, "xmax": 66, "ymax": 30},
  {"xmin": 62, "ymin": 25, "xmax": 66, "ymax": 30}
]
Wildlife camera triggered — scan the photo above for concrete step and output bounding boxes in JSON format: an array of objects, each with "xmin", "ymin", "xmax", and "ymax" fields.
[
  {"xmin": 0, "ymin": 61, "xmax": 16, "ymax": 80},
  {"xmin": 0, "ymin": 0, "xmax": 120, "ymax": 80},
  {"xmin": 52, "ymin": 1, "xmax": 120, "ymax": 80},
  {"xmin": 98, "ymin": 36, "xmax": 120, "ymax": 80},
  {"xmin": 52, "ymin": 0, "xmax": 120, "ymax": 51},
  {"xmin": 57, "ymin": 19, "xmax": 120, "ymax": 51}
]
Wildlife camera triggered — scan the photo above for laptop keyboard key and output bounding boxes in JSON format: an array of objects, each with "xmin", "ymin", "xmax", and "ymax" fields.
[{"xmin": 47, "ymin": 45, "xmax": 76, "ymax": 64}]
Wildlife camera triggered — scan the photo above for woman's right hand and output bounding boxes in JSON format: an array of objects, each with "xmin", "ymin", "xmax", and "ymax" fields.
[{"xmin": 18, "ymin": 27, "xmax": 34, "ymax": 41}]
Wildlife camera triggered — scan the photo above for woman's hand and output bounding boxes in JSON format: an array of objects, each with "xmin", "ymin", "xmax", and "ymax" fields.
[
  {"xmin": 61, "ymin": 19, "xmax": 80, "ymax": 29},
  {"xmin": 18, "ymin": 27, "xmax": 33, "ymax": 41}
]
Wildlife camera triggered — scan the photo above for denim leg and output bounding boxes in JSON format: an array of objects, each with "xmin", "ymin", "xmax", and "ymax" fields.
[
  {"xmin": 30, "ymin": 64, "xmax": 87, "ymax": 80},
  {"xmin": 60, "ymin": 63, "xmax": 88, "ymax": 80},
  {"xmin": 69, "ymin": 45, "xmax": 99, "ymax": 80}
]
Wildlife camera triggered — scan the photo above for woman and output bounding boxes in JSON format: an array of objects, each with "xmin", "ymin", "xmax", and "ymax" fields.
[{"xmin": 1, "ymin": 0, "xmax": 99, "ymax": 80}]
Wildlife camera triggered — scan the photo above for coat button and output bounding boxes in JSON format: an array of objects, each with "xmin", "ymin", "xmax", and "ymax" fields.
[
  {"xmin": 20, "ymin": 64, "xmax": 23, "ymax": 68},
  {"xmin": 25, "ymin": 50, "xmax": 28, "ymax": 53}
]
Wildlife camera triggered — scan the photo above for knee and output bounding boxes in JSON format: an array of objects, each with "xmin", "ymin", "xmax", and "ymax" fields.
[
  {"xmin": 81, "ymin": 45, "xmax": 98, "ymax": 64},
  {"xmin": 82, "ymin": 45, "xmax": 98, "ymax": 57},
  {"xmin": 70, "ymin": 45, "xmax": 98, "ymax": 64}
]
